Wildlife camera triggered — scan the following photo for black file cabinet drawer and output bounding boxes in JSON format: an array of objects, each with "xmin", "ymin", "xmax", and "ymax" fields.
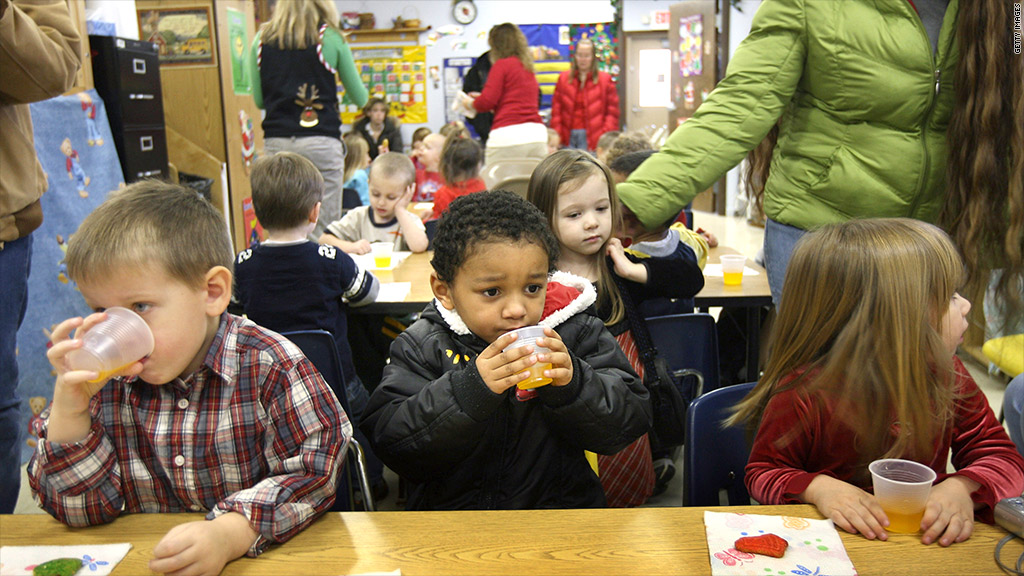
[
  {"xmin": 90, "ymin": 35, "xmax": 168, "ymax": 182},
  {"xmin": 121, "ymin": 127, "xmax": 168, "ymax": 182}
]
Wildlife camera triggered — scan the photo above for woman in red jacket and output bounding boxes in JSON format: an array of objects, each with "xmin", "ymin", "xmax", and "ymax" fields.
[{"xmin": 550, "ymin": 38, "xmax": 620, "ymax": 153}]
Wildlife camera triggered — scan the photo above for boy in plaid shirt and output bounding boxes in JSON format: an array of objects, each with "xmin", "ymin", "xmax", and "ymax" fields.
[{"xmin": 29, "ymin": 181, "xmax": 348, "ymax": 575}]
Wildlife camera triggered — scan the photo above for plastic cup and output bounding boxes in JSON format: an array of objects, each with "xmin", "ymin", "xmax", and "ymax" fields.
[
  {"xmin": 869, "ymin": 458, "xmax": 937, "ymax": 533},
  {"xmin": 371, "ymin": 242, "xmax": 393, "ymax": 268},
  {"xmin": 720, "ymin": 254, "xmax": 746, "ymax": 286},
  {"xmin": 67, "ymin": 307, "xmax": 154, "ymax": 383},
  {"xmin": 502, "ymin": 326, "xmax": 552, "ymax": 390}
]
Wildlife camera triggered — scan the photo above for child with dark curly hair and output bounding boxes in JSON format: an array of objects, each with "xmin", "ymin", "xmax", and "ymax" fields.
[{"xmin": 360, "ymin": 190, "xmax": 651, "ymax": 510}]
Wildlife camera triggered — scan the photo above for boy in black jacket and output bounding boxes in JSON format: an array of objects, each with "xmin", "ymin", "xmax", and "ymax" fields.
[{"xmin": 361, "ymin": 191, "xmax": 651, "ymax": 510}]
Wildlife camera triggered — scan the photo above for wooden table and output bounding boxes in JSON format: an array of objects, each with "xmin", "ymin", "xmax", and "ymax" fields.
[
  {"xmin": 359, "ymin": 246, "xmax": 772, "ymax": 372},
  {"xmin": 1, "ymin": 505, "xmax": 1015, "ymax": 575}
]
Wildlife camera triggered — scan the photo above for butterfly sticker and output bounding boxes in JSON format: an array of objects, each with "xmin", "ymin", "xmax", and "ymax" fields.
[
  {"xmin": 791, "ymin": 565, "xmax": 828, "ymax": 576},
  {"xmin": 714, "ymin": 548, "xmax": 755, "ymax": 566}
]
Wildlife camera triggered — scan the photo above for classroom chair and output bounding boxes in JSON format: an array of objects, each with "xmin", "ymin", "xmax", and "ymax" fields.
[
  {"xmin": 490, "ymin": 175, "xmax": 531, "ymax": 199},
  {"xmin": 280, "ymin": 330, "xmax": 376, "ymax": 512},
  {"xmin": 342, "ymin": 187, "xmax": 363, "ymax": 210},
  {"xmin": 646, "ymin": 312, "xmax": 720, "ymax": 399},
  {"xmin": 683, "ymin": 381, "xmax": 755, "ymax": 507},
  {"xmin": 482, "ymin": 158, "xmax": 541, "ymax": 188}
]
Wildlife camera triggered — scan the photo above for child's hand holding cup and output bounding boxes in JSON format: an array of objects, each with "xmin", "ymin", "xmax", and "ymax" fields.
[{"xmin": 66, "ymin": 307, "xmax": 154, "ymax": 384}]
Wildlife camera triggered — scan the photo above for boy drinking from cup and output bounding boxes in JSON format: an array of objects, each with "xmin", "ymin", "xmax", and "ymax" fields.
[
  {"xmin": 30, "ymin": 181, "xmax": 349, "ymax": 575},
  {"xmin": 359, "ymin": 190, "xmax": 651, "ymax": 509}
]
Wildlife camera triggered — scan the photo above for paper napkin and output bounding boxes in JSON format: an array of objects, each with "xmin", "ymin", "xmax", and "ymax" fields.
[
  {"xmin": 702, "ymin": 264, "xmax": 759, "ymax": 277},
  {"xmin": 704, "ymin": 511, "xmax": 857, "ymax": 576},
  {"xmin": 0, "ymin": 543, "xmax": 132, "ymax": 576}
]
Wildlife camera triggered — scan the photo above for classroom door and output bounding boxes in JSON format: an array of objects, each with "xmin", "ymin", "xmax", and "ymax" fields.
[
  {"xmin": 670, "ymin": 0, "xmax": 721, "ymax": 213},
  {"xmin": 623, "ymin": 33, "xmax": 669, "ymax": 139}
]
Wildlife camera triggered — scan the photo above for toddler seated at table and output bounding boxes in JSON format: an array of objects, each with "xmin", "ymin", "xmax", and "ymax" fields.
[
  {"xmin": 360, "ymin": 190, "xmax": 651, "ymax": 509},
  {"xmin": 429, "ymin": 135, "xmax": 486, "ymax": 220},
  {"xmin": 319, "ymin": 152, "xmax": 428, "ymax": 255},
  {"xmin": 730, "ymin": 218, "xmax": 1024, "ymax": 547},
  {"xmin": 233, "ymin": 152, "xmax": 388, "ymax": 500},
  {"xmin": 29, "ymin": 181, "xmax": 349, "ymax": 575},
  {"xmin": 414, "ymin": 133, "xmax": 446, "ymax": 202}
]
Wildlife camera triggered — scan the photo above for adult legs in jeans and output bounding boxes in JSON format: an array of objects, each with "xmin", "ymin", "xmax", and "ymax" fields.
[
  {"xmin": 763, "ymin": 218, "xmax": 807, "ymax": 308},
  {"xmin": 1004, "ymin": 374, "xmax": 1024, "ymax": 459},
  {"xmin": 0, "ymin": 235, "xmax": 32, "ymax": 513},
  {"xmin": 264, "ymin": 136, "xmax": 345, "ymax": 239},
  {"xmin": 568, "ymin": 129, "xmax": 588, "ymax": 150}
]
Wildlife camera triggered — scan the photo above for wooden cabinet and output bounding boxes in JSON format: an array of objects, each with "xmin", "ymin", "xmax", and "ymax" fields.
[{"xmin": 137, "ymin": 0, "xmax": 263, "ymax": 251}]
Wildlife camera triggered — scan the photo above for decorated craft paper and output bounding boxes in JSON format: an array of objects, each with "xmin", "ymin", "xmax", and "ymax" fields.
[
  {"xmin": 704, "ymin": 511, "xmax": 857, "ymax": 576},
  {"xmin": 0, "ymin": 543, "xmax": 131, "ymax": 576}
]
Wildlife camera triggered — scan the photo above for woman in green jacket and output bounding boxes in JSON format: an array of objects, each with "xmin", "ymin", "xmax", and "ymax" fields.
[{"xmin": 617, "ymin": 0, "xmax": 1022, "ymax": 320}]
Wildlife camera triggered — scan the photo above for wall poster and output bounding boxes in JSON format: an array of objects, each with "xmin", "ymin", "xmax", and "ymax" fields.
[
  {"xmin": 137, "ymin": 6, "xmax": 216, "ymax": 66},
  {"xmin": 340, "ymin": 46, "xmax": 428, "ymax": 124}
]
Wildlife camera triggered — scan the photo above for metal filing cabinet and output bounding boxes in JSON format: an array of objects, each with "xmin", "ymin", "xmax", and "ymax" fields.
[{"xmin": 89, "ymin": 35, "xmax": 168, "ymax": 182}]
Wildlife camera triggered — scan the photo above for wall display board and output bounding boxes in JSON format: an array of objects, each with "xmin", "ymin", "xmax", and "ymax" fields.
[
  {"xmin": 518, "ymin": 23, "xmax": 618, "ymax": 117},
  {"xmin": 442, "ymin": 56, "xmax": 476, "ymax": 126},
  {"xmin": 339, "ymin": 46, "xmax": 428, "ymax": 124}
]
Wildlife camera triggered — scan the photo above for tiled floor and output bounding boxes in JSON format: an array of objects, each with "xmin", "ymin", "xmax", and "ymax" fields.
[{"xmin": 13, "ymin": 212, "xmax": 1012, "ymax": 514}]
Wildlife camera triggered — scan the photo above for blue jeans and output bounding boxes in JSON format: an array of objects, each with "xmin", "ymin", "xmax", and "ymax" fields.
[
  {"xmin": 569, "ymin": 129, "xmax": 588, "ymax": 150},
  {"xmin": 0, "ymin": 235, "xmax": 32, "ymax": 513},
  {"xmin": 1005, "ymin": 374, "xmax": 1024, "ymax": 459},
  {"xmin": 763, "ymin": 218, "xmax": 807, "ymax": 308}
]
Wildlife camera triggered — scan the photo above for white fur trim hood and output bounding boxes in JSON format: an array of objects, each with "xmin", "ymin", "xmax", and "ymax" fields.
[{"xmin": 434, "ymin": 270, "xmax": 597, "ymax": 337}]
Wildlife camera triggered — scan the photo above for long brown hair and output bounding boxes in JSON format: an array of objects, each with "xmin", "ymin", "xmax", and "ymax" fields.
[
  {"xmin": 728, "ymin": 219, "xmax": 964, "ymax": 465},
  {"xmin": 941, "ymin": 0, "xmax": 1024, "ymax": 333},
  {"xmin": 528, "ymin": 149, "xmax": 624, "ymax": 325},
  {"xmin": 261, "ymin": 0, "xmax": 339, "ymax": 50},
  {"xmin": 571, "ymin": 38, "xmax": 599, "ymax": 84},
  {"xmin": 488, "ymin": 23, "xmax": 534, "ymax": 74}
]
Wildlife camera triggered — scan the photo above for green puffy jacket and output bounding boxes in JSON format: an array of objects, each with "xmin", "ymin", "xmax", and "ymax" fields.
[{"xmin": 617, "ymin": 0, "xmax": 959, "ymax": 231}]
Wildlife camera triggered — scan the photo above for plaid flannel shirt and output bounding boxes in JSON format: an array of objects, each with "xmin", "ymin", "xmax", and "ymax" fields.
[{"xmin": 28, "ymin": 313, "xmax": 350, "ymax": 556}]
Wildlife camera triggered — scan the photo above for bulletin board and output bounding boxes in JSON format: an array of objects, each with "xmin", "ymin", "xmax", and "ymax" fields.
[
  {"xmin": 339, "ymin": 46, "xmax": 427, "ymax": 124},
  {"xmin": 443, "ymin": 56, "xmax": 476, "ymax": 125},
  {"xmin": 518, "ymin": 23, "xmax": 617, "ymax": 116}
]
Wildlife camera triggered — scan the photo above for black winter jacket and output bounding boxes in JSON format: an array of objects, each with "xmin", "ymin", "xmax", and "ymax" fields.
[{"xmin": 361, "ymin": 272, "xmax": 651, "ymax": 510}]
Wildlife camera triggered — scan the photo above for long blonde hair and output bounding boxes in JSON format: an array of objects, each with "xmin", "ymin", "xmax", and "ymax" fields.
[
  {"xmin": 261, "ymin": 0, "xmax": 339, "ymax": 50},
  {"xmin": 342, "ymin": 133, "xmax": 369, "ymax": 185},
  {"xmin": 729, "ymin": 218, "xmax": 965, "ymax": 465},
  {"xmin": 488, "ymin": 23, "xmax": 533, "ymax": 74},
  {"xmin": 528, "ymin": 149, "xmax": 623, "ymax": 325},
  {"xmin": 570, "ymin": 38, "xmax": 599, "ymax": 84}
]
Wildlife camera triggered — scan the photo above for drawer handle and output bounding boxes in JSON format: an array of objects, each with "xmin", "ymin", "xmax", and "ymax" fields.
[
  {"xmin": 133, "ymin": 58, "xmax": 146, "ymax": 74},
  {"xmin": 140, "ymin": 136, "xmax": 153, "ymax": 151}
]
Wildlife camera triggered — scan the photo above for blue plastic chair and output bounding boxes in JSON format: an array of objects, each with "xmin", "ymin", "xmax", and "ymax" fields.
[
  {"xmin": 280, "ymin": 330, "xmax": 375, "ymax": 511},
  {"xmin": 424, "ymin": 218, "xmax": 438, "ymax": 249},
  {"xmin": 646, "ymin": 312, "xmax": 720, "ymax": 399},
  {"xmin": 342, "ymin": 187, "xmax": 363, "ymax": 210},
  {"xmin": 683, "ymin": 382, "xmax": 756, "ymax": 506}
]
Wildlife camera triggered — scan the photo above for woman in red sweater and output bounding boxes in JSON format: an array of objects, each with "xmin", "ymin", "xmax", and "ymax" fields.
[
  {"xmin": 468, "ymin": 23, "xmax": 546, "ymax": 167},
  {"xmin": 550, "ymin": 38, "xmax": 620, "ymax": 152}
]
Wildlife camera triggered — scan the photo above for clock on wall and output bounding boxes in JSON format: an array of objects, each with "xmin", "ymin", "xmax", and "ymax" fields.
[{"xmin": 452, "ymin": 0, "xmax": 477, "ymax": 25}]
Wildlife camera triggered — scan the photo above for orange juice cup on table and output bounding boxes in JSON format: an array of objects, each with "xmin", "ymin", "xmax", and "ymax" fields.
[
  {"xmin": 371, "ymin": 242, "xmax": 393, "ymax": 268},
  {"xmin": 67, "ymin": 307, "xmax": 154, "ymax": 383},
  {"xmin": 720, "ymin": 254, "xmax": 746, "ymax": 286},
  {"xmin": 869, "ymin": 458, "xmax": 937, "ymax": 533},
  {"xmin": 502, "ymin": 326, "xmax": 552, "ymax": 390}
]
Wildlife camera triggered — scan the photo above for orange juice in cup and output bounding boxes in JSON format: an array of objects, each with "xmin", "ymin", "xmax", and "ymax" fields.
[
  {"xmin": 869, "ymin": 459, "xmax": 936, "ymax": 534},
  {"xmin": 720, "ymin": 254, "xmax": 746, "ymax": 286},
  {"xmin": 502, "ymin": 326, "xmax": 553, "ymax": 389}
]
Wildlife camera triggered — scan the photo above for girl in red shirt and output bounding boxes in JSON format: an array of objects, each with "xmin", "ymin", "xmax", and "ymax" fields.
[
  {"xmin": 731, "ymin": 218, "xmax": 1024, "ymax": 548},
  {"xmin": 431, "ymin": 136, "xmax": 486, "ymax": 220}
]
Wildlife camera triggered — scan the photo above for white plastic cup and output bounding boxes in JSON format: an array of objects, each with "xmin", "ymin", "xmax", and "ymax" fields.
[
  {"xmin": 720, "ymin": 254, "xmax": 746, "ymax": 286},
  {"xmin": 67, "ymin": 307, "xmax": 154, "ymax": 383},
  {"xmin": 501, "ymin": 326, "xmax": 552, "ymax": 390},
  {"xmin": 869, "ymin": 458, "xmax": 937, "ymax": 533},
  {"xmin": 371, "ymin": 242, "xmax": 393, "ymax": 268}
]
